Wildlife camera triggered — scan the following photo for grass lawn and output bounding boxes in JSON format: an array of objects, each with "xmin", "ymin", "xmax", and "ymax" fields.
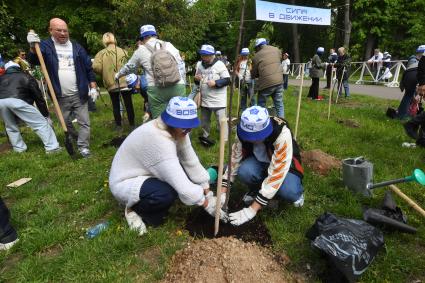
[{"xmin": 0, "ymin": 86, "xmax": 424, "ymax": 282}]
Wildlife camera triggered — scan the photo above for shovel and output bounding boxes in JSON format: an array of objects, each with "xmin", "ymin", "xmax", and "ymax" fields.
[
  {"xmin": 32, "ymin": 34, "xmax": 76, "ymax": 158},
  {"xmin": 366, "ymin": 169, "xmax": 425, "ymax": 190}
]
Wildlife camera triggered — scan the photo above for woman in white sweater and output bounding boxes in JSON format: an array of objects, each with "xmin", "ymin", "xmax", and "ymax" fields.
[{"xmin": 109, "ymin": 97, "xmax": 226, "ymax": 235}]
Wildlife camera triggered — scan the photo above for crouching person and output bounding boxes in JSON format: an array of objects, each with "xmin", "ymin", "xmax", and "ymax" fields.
[
  {"xmin": 0, "ymin": 62, "xmax": 60, "ymax": 153},
  {"xmin": 109, "ymin": 97, "xmax": 227, "ymax": 235},
  {"xmin": 221, "ymin": 106, "xmax": 304, "ymax": 226}
]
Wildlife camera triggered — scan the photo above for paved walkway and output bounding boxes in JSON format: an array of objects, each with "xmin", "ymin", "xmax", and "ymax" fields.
[{"xmin": 288, "ymin": 79, "xmax": 403, "ymax": 100}]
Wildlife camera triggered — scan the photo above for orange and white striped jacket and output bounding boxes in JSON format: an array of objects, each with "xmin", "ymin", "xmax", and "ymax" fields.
[{"xmin": 223, "ymin": 126, "xmax": 293, "ymax": 202}]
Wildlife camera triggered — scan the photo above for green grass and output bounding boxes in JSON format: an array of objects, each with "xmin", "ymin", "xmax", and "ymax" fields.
[{"xmin": 0, "ymin": 87, "xmax": 424, "ymax": 282}]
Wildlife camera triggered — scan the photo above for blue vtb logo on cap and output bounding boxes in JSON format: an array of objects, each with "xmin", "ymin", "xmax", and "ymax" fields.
[
  {"xmin": 176, "ymin": 109, "xmax": 197, "ymax": 116},
  {"xmin": 241, "ymin": 119, "xmax": 255, "ymax": 131}
]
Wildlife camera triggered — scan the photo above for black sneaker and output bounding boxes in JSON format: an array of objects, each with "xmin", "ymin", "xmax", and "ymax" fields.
[
  {"xmin": 199, "ymin": 136, "xmax": 215, "ymax": 147},
  {"xmin": 403, "ymin": 122, "xmax": 419, "ymax": 140}
]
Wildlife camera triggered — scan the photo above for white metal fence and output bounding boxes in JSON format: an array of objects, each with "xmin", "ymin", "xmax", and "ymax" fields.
[{"xmin": 290, "ymin": 60, "xmax": 408, "ymax": 88}]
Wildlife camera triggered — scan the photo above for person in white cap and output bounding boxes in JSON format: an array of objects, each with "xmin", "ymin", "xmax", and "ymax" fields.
[
  {"xmin": 194, "ymin": 44, "xmax": 231, "ymax": 147},
  {"xmin": 252, "ymin": 38, "xmax": 285, "ymax": 118},
  {"xmin": 93, "ymin": 32, "xmax": 135, "ymax": 131},
  {"xmin": 219, "ymin": 106, "xmax": 304, "ymax": 226},
  {"xmin": 307, "ymin": 47, "xmax": 327, "ymax": 100},
  {"xmin": 126, "ymin": 73, "xmax": 151, "ymax": 122},
  {"xmin": 115, "ymin": 24, "xmax": 186, "ymax": 119},
  {"xmin": 367, "ymin": 48, "xmax": 383, "ymax": 78},
  {"xmin": 109, "ymin": 96, "xmax": 227, "ymax": 235},
  {"xmin": 236, "ymin": 47, "xmax": 255, "ymax": 112},
  {"xmin": 0, "ymin": 61, "xmax": 61, "ymax": 153},
  {"xmin": 396, "ymin": 45, "xmax": 425, "ymax": 119}
]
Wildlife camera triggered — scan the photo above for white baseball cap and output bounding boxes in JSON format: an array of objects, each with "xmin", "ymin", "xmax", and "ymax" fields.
[
  {"xmin": 416, "ymin": 45, "xmax": 425, "ymax": 54},
  {"xmin": 161, "ymin": 96, "xmax": 200, "ymax": 128},
  {"xmin": 199, "ymin": 44, "xmax": 215, "ymax": 55},
  {"xmin": 4, "ymin": 61, "xmax": 20, "ymax": 70},
  {"xmin": 255, "ymin": 38, "xmax": 267, "ymax": 47},
  {"xmin": 140, "ymin": 24, "xmax": 157, "ymax": 38},
  {"xmin": 125, "ymin": 74, "xmax": 139, "ymax": 89},
  {"xmin": 240, "ymin": 48, "xmax": 250, "ymax": 55},
  {"xmin": 215, "ymin": 50, "xmax": 222, "ymax": 55},
  {"xmin": 317, "ymin": 47, "xmax": 325, "ymax": 53},
  {"xmin": 237, "ymin": 106, "xmax": 273, "ymax": 141}
]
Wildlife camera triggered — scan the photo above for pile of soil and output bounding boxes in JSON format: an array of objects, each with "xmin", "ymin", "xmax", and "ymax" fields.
[
  {"xmin": 301, "ymin": 149, "xmax": 341, "ymax": 176},
  {"xmin": 162, "ymin": 237, "xmax": 293, "ymax": 283},
  {"xmin": 185, "ymin": 206, "xmax": 272, "ymax": 246}
]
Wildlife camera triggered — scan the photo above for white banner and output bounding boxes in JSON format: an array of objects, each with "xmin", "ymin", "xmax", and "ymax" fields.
[{"xmin": 256, "ymin": 0, "xmax": 331, "ymax": 26}]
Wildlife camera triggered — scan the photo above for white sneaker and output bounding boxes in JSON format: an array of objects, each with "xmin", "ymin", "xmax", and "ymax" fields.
[
  {"xmin": 293, "ymin": 194, "xmax": 304, "ymax": 207},
  {"xmin": 125, "ymin": 209, "xmax": 147, "ymax": 236},
  {"xmin": 0, "ymin": 238, "xmax": 19, "ymax": 251},
  {"xmin": 79, "ymin": 148, "xmax": 91, "ymax": 158}
]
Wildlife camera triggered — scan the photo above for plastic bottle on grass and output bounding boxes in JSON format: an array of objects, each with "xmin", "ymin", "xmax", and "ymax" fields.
[{"xmin": 86, "ymin": 221, "xmax": 110, "ymax": 239}]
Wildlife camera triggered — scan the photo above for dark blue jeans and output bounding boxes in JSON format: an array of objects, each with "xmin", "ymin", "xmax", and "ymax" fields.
[
  {"xmin": 131, "ymin": 178, "xmax": 178, "ymax": 227},
  {"xmin": 0, "ymin": 197, "xmax": 17, "ymax": 244},
  {"xmin": 237, "ymin": 156, "xmax": 303, "ymax": 202},
  {"xmin": 397, "ymin": 89, "xmax": 416, "ymax": 119}
]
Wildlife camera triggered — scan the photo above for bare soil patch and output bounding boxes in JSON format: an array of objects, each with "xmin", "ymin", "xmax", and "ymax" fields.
[{"xmin": 301, "ymin": 149, "xmax": 341, "ymax": 176}]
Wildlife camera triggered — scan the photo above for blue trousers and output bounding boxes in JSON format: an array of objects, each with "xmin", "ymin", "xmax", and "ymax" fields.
[
  {"xmin": 0, "ymin": 197, "xmax": 17, "ymax": 244},
  {"xmin": 131, "ymin": 178, "xmax": 178, "ymax": 227},
  {"xmin": 237, "ymin": 156, "xmax": 303, "ymax": 202},
  {"xmin": 257, "ymin": 84, "xmax": 285, "ymax": 118}
]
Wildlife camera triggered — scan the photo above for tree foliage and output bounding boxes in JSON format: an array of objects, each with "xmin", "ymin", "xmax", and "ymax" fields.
[{"xmin": 1, "ymin": 0, "xmax": 425, "ymax": 63}]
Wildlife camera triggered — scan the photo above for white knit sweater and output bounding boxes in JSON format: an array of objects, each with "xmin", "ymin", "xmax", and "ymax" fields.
[{"xmin": 109, "ymin": 117, "xmax": 209, "ymax": 208}]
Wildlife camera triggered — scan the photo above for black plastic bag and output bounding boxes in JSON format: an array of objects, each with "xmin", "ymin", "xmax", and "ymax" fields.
[{"xmin": 306, "ymin": 212, "xmax": 385, "ymax": 282}]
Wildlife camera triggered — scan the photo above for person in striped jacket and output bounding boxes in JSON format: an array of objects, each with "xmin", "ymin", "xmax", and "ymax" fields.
[{"xmin": 221, "ymin": 106, "xmax": 304, "ymax": 226}]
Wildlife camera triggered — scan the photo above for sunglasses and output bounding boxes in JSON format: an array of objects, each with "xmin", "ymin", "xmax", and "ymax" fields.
[{"xmin": 182, "ymin": 128, "xmax": 192, "ymax": 134}]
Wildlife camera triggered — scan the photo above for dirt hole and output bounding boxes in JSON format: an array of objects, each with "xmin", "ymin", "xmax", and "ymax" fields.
[{"xmin": 185, "ymin": 204, "xmax": 272, "ymax": 246}]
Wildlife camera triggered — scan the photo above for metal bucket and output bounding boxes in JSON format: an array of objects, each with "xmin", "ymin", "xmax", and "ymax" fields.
[{"xmin": 342, "ymin": 157, "xmax": 374, "ymax": 197}]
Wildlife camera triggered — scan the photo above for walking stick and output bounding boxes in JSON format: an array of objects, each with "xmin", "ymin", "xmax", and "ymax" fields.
[
  {"xmin": 223, "ymin": 0, "xmax": 246, "ymax": 211},
  {"xmin": 327, "ymin": 68, "xmax": 336, "ymax": 120},
  {"xmin": 32, "ymin": 31, "xmax": 76, "ymax": 157},
  {"xmin": 335, "ymin": 67, "xmax": 346, "ymax": 105},
  {"xmin": 214, "ymin": 118, "xmax": 227, "ymax": 236},
  {"xmin": 236, "ymin": 77, "xmax": 241, "ymax": 118},
  {"xmin": 294, "ymin": 64, "xmax": 305, "ymax": 140}
]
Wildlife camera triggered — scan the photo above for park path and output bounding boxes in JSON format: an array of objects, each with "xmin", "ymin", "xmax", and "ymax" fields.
[{"xmin": 288, "ymin": 79, "xmax": 403, "ymax": 100}]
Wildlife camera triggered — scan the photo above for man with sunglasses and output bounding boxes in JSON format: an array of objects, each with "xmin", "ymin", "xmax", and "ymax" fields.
[{"xmin": 109, "ymin": 96, "xmax": 227, "ymax": 235}]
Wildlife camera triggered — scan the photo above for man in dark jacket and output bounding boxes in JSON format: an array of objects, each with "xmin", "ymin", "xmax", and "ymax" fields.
[
  {"xmin": 307, "ymin": 47, "xmax": 327, "ymax": 100},
  {"xmin": 404, "ymin": 49, "xmax": 425, "ymax": 145},
  {"xmin": 0, "ymin": 62, "xmax": 60, "ymax": 153},
  {"xmin": 334, "ymin": 47, "xmax": 351, "ymax": 98},
  {"xmin": 251, "ymin": 38, "xmax": 284, "ymax": 118},
  {"xmin": 27, "ymin": 18, "xmax": 98, "ymax": 158}
]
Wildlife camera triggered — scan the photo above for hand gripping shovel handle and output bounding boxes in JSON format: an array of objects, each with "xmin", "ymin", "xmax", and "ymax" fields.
[{"xmin": 32, "ymin": 31, "xmax": 76, "ymax": 157}]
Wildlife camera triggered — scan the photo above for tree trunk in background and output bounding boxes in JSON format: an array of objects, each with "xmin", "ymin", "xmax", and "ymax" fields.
[
  {"xmin": 364, "ymin": 34, "xmax": 375, "ymax": 61},
  {"xmin": 343, "ymin": 0, "xmax": 351, "ymax": 48},
  {"xmin": 290, "ymin": 0, "xmax": 300, "ymax": 62}
]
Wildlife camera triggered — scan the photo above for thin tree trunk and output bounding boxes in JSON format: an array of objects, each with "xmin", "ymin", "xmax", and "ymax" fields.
[
  {"xmin": 290, "ymin": 0, "xmax": 300, "ymax": 62},
  {"xmin": 343, "ymin": 0, "xmax": 351, "ymax": 48}
]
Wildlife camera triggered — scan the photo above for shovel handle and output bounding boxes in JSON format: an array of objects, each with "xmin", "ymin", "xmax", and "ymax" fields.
[
  {"xmin": 214, "ymin": 118, "xmax": 228, "ymax": 236},
  {"xmin": 31, "ymin": 30, "xmax": 68, "ymax": 132},
  {"xmin": 390, "ymin": 185, "xmax": 425, "ymax": 218}
]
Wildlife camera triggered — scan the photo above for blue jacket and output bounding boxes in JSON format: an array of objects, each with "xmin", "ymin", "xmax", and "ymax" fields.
[{"xmin": 28, "ymin": 38, "xmax": 96, "ymax": 102}]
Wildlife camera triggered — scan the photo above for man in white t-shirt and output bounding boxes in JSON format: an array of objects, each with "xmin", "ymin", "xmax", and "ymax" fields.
[
  {"xmin": 194, "ymin": 44, "xmax": 231, "ymax": 147},
  {"xmin": 27, "ymin": 18, "xmax": 98, "ymax": 158},
  {"xmin": 281, "ymin": 52, "xmax": 290, "ymax": 90}
]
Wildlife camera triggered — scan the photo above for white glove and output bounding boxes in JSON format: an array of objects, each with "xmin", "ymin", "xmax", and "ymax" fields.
[
  {"xmin": 89, "ymin": 88, "xmax": 99, "ymax": 102},
  {"xmin": 220, "ymin": 192, "xmax": 226, "ymax": 207},
  {"xmin": 27, "ymin": 31, "xmax": 40, "ymax": 47},
  {"xmin": 114, "ymin": 73, "xmax": 121, "ymax": 81},
  {"xmin": 46, "ymin": 117, "xmax": 53, "ymax": 127},
  {"xmin": 204, "ymin": 192, "xmax": 228, "ymax": 222},
  {"xmin": 229, "ymin": 206, "xmax": 257, "ymax": 226},
  {"xmin": 143, "ymin": 112, "xmax": 150, "ymax": 123}
]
